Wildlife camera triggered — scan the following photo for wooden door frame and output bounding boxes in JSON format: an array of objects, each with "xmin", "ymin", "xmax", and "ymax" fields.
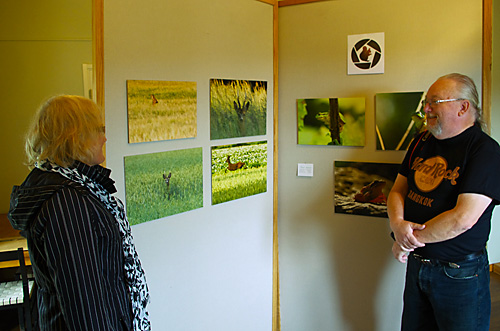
[{"xmin": 483, "ymin": 0, "xmax": 492, "ymax": 133}]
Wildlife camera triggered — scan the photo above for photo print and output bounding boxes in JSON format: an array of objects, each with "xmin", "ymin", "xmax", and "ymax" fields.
[
  {"xmin": 211, "ymin": 141, "xmax": 267, "ymax": 205},
  {"xmin": 126, "ymin": 80, "xmax": 197, "ymax": 143},
  {"xmin": 334, "ymin": 161, "xmax": 400, "ymax": 218},
  {"xmin": 297, "ymin": 97, "xmax": 365, "ymax": 146},
  {"xmin": 124, "ymin": 147, "xmax": 203, "ymax": 225},
  {"xmin": 375, "ymin": 91, "xmax": 426, "ymax": 150},
  {"xmin": 210, "ymin": 79, "xmax": 267, "ymax": 140}
]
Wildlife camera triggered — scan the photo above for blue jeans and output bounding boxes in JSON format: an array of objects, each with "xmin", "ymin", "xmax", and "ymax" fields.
[{"xmin": 401, "ymin": 251, "xmax": 490, "ymax": 331}]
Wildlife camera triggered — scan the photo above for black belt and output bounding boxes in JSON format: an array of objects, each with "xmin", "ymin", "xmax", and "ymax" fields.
[{"xmin": 411, "ymin": 249, "xmax": 486, "ymax": 269}]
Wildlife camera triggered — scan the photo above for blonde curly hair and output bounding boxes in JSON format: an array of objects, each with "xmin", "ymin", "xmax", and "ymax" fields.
[{"xmin": 25, "ymin": 95, "xmax": 104, "ymax": 168}]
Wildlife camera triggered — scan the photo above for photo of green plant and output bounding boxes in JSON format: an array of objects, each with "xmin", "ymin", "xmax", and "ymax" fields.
[
  {"xmin": 297, "ymin": 97, "xmax": 365, "ymax": 146},
  {"xmin": 210, "ymin": 79, "xmax": 267, "ymax": 140},
  {"xmin": 124, "ymin": 147, "xmax": 203, "ymax": 225},
  {"xmin": 211, "ymin": 141, "xmax": 267, "ymax": 205},
  {"xmin": 126, "ymin": 80, "xmax": 197, "ymax": 143},
  {"xmin": 375, "ymin": 91, "xmax": 426, "ymax": 150}
]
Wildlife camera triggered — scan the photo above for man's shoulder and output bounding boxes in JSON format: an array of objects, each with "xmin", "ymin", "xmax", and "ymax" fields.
[{"xmin": 471, "ymin": 127, "xmax": 500, "ymax": 151}]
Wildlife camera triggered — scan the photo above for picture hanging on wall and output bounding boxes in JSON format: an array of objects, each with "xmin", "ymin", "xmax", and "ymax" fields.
[
  {"xmin": 210, "ymin": 79, "xmax": 267, "ymax": 140},
  {"xmin": 126, "ymin": 80, "xmax": 197, "ymax": 143},
  {"xmin": 211, "ymin": 141, "xmax": 267, "ymax": 205},
  {"xmin": 297, "ymin": 97, "xmax": 365, "ymax": 146},
  {"xmin": 124, "ymin": 147, "xmax": 203, "ymax": 225},
  {"xmin": 375, "ymin": 91, "xmax": 426, "ymax": 151},
  {"xmin": 334, "ymin": 161, "xmax": 400, "ymax": 218},
  {"xmin": 347, "ymin": 32, "xmax": 385, "ymax": 75}
]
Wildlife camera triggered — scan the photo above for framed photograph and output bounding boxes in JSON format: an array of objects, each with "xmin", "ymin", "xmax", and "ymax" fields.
[
  {"xmin": 375, "ymin": 91, "xmax": 426, "ymax": 150},
  {"xmin": 334, "ymin": 161, "xmax": 400, "ymax": 218},
  {"xmin": 126, "ymin": 80, "xmax": 197, "ymax": 143},
  {"xmin": 124, "ymin": 148, "xmax": 203, "ymax": 225},
  {"xmin": 297, "ymin": 97, "xmax": 365, "ymax": 146},
  {"xmin": 210, "ymin": 79, "xmax": 267, "ymax": 140},
  {"xmin": 211, "ymin": 141, "xmax": 267, "ymax": 205}
]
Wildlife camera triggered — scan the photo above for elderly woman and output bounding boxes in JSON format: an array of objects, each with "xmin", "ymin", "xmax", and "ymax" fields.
[{"xmin": 8, "ymin": 95, "xmax": 150, "ymax": 330}]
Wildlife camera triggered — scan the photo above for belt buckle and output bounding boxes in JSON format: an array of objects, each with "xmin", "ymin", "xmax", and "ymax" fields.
[
  {"xmin": 414, "ymin": 254, "xmax": 433, "ymax": 266},
  {"xmin": 420, "ymin": 258, "xmax": 433, "ymax": 265}
]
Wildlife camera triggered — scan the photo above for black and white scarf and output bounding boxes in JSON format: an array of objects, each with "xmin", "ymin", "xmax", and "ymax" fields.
[{"xmin": 38, "ymin": 161, "xmax": 151, "ymax": 331}]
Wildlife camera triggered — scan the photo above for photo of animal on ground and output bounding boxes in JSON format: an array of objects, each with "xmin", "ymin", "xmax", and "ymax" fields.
[
  {"xmin": 334, "ymin": 161, "xmax": 400, "ymax": 218},
  {"xmin": 211, "ymin": 141, "xmax": 267, "ymax": 205},
  {"xmin": 126, "ymin": 80, "xmax": 197, "ymax": 143},
  {"xmin": 375, "ymin": 91, "xmax": 426, "ymax": 150},
  {"xmin": 124, "ymin": 147, "xmax": 203, "ymax": 225},
  {"xmin": 297, "ymin": 97, "xmax": 365, "ymax": 146},
  {"xmin": 210, "ymin": 78, "xmax": 267, "ymax": 140}
]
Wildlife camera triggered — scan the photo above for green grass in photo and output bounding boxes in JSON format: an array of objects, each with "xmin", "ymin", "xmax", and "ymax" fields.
[
  {"xmin": 124, "ymin": 148, "xmax": 203, "ymax": 225},
  {"xmin": 211, "ymin": 141, "xmax": 267, "ymax": 205},
  {"xmin": 210, "ymin": 79, "xmax": 267, "ymax": 140},
  {"xmin": 127, "ymin": 80, "xmax": 197, "ymax": 143}
]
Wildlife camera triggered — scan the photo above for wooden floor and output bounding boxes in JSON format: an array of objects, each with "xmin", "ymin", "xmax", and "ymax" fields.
[{"xmin": 491, "ymin": 270, "xmax": 500, "ymax": 330}]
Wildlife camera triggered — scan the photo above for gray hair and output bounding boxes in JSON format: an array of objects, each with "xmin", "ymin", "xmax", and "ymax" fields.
[{"xmin": 439, "ymin": 73, "xmax": 484, "ymax": 129}]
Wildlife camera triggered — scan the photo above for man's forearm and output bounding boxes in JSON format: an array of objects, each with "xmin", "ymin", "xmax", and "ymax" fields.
[
  {"xmin": 413, "ymin": 210, "xmax": 468, "ymax": 243},
  {"xmin": 413, "ymin": 193, "xmax": 491, "ymax": 244}
]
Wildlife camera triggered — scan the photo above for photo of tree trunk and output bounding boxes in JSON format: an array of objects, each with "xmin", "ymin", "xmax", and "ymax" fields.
[{"xmin": 297, "ymin": 97, "xmax": 365, "ymax": 146}]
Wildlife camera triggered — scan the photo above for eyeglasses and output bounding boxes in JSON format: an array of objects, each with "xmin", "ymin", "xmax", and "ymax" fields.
[{"xmin": 421, "ymin": 98, "xmax": 465, "ymax": 108}]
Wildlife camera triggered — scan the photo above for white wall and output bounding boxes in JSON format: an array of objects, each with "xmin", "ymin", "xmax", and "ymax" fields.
[
  {"xmin": 103, "ymin": 0, "xmax": 274, "ymax": 329},
  {"xmin": 278, "ymin": 0, "xmax": 483, "ymax": 330}
]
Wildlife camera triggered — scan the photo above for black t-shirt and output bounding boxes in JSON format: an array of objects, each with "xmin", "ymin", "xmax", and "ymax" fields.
[{"xmin": 399, "ymin": 125, "xmax": 500, "ymax": 260}]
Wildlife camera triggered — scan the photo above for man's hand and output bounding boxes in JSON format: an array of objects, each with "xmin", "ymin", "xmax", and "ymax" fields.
[
  {"xmin": 391, "ymin": 219, "xmax": 426, "ymax": 251},
  {"xmin": 388, "ymin": 174, "xmax": 425, "ymax": 250},
  {"xmin": 392, "ymin": 242, "xmax": 411, "ymax": 263}
]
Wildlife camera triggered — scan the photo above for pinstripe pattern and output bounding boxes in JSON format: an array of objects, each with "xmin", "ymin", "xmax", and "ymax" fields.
[{"xmin": 9, "ymin": 167, "xmax": 133, "ymax": 330}]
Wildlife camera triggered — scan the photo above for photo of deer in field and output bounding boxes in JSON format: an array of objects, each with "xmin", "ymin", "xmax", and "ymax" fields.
[
  {"xmin": 211, "ymin": 141, "xmax": 267, "ymax": 205},
  {"xmin": 210, "ymin": 79, "xmax": 267, "ymax": 140},
  {"xmin": 126, "ymin": 80, "xmax": 197, "ymax": 143},
  {"xmin": 297, "ymin": 97, "xmax": 365, "ymax": 146},
  {"xmin": 124, "ymin": 147, "xmax": 203, "ymax": 225}
]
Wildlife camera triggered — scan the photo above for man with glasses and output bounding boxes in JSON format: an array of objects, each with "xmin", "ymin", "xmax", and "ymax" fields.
[{"xmin": 388, "ymin": 73, "xmax": 500, "ymax": 330}]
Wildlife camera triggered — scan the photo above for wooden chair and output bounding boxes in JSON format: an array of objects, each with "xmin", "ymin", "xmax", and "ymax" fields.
[{"xmin": 0, "ymin": 247, "xmax": 35, "ymax": 331}]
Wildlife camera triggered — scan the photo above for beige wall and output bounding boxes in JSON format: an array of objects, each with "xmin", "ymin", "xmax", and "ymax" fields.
[
  {"xmin": 278, "ymin": 0, "xmax": 482, "ymax": 330},
  {"xmin": 1, "ymin": 1, "xmax": 498, "ymax": 330},
  {"xmin": 0, "ymin": 1, "xmax": 92, "ymax": 212},
  {"xmin": 103, "ymin": 0, "xmax": 274, "ymax": 329}
]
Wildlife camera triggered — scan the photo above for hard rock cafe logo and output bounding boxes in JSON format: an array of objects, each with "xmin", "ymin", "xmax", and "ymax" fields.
[{"xmin": 411, "ymin": 156, "xmax": 460, "ymax": 192}]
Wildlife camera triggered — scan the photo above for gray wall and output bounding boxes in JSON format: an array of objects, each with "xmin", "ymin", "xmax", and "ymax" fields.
[
  {"xmin": 103, "ymin": 0, "xmax": 274, "ymax": 329},
  {"xmin": 278, "ymin": 0, "xmax": 484, "ymax": 330}
]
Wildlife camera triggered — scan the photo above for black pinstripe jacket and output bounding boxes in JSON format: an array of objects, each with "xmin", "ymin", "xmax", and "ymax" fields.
[{"xmin": 8, "ymin": 163, "xmax": 133, "ymax": 330}]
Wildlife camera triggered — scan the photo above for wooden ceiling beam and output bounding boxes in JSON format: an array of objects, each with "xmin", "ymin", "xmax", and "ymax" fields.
[{"xmin": 278, "ymin": 0, "xmax": 332, "ymax": 7}]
